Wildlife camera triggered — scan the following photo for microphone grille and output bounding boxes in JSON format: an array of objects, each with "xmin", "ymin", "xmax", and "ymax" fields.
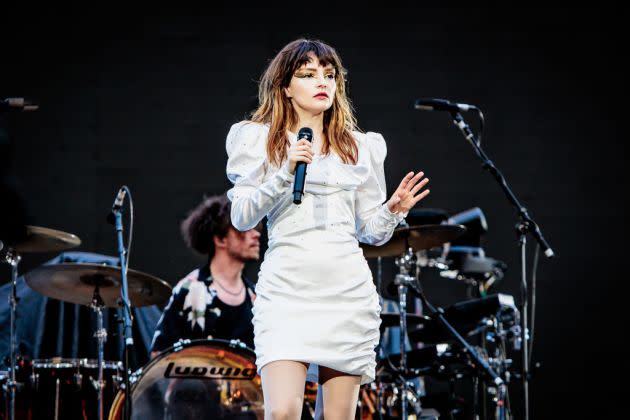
[{"xmin": 297, "ymin": 127, "xmax": 313, "ymax": 141}]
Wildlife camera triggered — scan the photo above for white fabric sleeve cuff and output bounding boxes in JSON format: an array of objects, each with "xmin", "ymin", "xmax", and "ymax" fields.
[{"xmin": 381, "ymin": 203, "xmax": 408, "ymax": 225}]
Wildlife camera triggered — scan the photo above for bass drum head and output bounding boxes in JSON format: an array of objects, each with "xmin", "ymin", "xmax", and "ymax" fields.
[{"xmin": 108, "ymin": 339, "xmax": 263, "ymax": 419}]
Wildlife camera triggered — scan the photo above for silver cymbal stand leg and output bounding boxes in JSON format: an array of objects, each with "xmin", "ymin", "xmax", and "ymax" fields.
[
  {"xmin": 90, "ymin": 285, "xmax": 107, "ymax": 420},
  {"xmin": 394, "ymin": 246, "xmax": 418, "ymax": 420},
  {"xmin": 3, "ymin": 248, "xmax": 21, "ymax": 420}
]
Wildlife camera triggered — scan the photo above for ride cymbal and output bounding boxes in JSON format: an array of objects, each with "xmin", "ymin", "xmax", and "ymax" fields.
[{"xmin": 24, "ymin": 263, "xmax": 172, "ymax": 308}]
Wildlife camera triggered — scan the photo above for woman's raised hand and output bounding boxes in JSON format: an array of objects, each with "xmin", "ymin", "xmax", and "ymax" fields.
[
  {"xmin": 386, "ymin": 171, "xmax": 430, "ymax": 214},
  {"xmin": 288, "ymin": 139, "xmax": 313, "ymax": 174}
]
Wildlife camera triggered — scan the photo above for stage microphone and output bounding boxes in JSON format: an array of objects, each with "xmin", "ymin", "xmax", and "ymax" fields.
[
  {"xmin": 292, "ymin": 127, "xmax": 313, "ymax": 204},
  {"xmin": 1, "ymin": 97, "xmax": 39, "ymax": 112},
  {"xmin": 106, "ymin": 187, "xmax": 127, "ymax": 224},
  {"xmin": 415, "ymin": 98, "xmax": 476, "ymax": 112}
]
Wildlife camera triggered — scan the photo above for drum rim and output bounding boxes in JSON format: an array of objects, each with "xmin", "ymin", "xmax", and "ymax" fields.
[
  {"xmin": 140, "ymin": 338, "xmax": 255, "ymax": 380},
  {"xmin": 79, "ymin": 358, "xmax": 123, "ymax": 370},
  {"xmin": 33, "ymin": 358, "xmax": 80, "ymax": 369},
  {"xmin": 32, "ymin": 357, "xmax": 123, "ymax": 370}
]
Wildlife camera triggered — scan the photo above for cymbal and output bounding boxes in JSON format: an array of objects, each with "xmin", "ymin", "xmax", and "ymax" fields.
[
  {"xmin": 380, "ymin": 312, "xmax": 431, "ymax": 328},
  {"xmin": 24, "ymin": 263, "xmax": 172, "ymax": 308},
  {"xmin": 361, "ymin": 224, "xmax": 467, "ymax": 258},
  {"xmin": 5, "ymin": 225, "xmax": 81, "ymax": 253}
]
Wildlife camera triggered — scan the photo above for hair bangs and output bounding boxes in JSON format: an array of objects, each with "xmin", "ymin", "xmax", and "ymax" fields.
[{"xmin": 283, "ymin": 40, "xmax": 342, "ymax": 86}]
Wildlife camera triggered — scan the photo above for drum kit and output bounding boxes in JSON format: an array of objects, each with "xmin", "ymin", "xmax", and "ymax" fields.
[
  {"xmin": 0, "ymin": 225, "xmax": 171, "ymax": 420},
  {"xmin": 1, "ymin": 206, "xmax": 518, "ymax": 419},
  {"xmin": 1, "ymin": 222, "xmax": 267, "ymax": 419}
]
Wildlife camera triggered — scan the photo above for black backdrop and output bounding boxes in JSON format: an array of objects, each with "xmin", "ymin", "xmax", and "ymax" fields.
[{"xmin": 1, "ymin": 6, "xmax": 624, "ymax": 419}]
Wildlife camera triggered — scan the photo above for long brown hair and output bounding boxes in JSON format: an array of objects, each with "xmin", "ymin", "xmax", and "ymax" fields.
[{"xmin": 251, "ymin": 39, "xmax": 359, "ymax": 167}]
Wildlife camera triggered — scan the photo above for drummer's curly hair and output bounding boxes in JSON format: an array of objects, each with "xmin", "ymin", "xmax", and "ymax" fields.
[{"xmin": 180, "ymin": 193, "xmax": 232, "ymax": 257}]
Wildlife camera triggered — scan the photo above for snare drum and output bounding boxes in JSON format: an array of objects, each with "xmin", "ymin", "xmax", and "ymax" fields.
[{"xmin": 108, "ymin": 339, "xmax": 264, "ymax": 419}]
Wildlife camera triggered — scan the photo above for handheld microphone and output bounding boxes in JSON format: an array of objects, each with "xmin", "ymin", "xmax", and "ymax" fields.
[
  {"xmin": 1, "ymin": 97, "xmax": 39, "ymax": 112},
  {"xmin": 414, "ymin": 98, "xmax": 476, "ymax": 112},
  {"xmin": 292, "ymin": 127, "xmax": 313, "ymax": 204},
  {"xmin": 106, "ymin": 187, "xmax": 127, "ymax": 224}
]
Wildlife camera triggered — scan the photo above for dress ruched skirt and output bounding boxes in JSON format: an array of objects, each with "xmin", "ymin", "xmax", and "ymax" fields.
[{"xmin": 252, "ymin": 226, "xmax": 382, "ymax": 385}]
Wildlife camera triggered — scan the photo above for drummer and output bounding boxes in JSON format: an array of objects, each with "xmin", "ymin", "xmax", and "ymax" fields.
[{"xmin": 150, "ymin": 193, "xmax": 260, "ymax": 357}]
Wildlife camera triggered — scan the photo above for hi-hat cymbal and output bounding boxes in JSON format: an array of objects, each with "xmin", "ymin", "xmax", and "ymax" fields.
[
  {"xmin": 5, "ymin": 225, "xmax": 81, "ymax": 253},
  {"xmin": 24, "ymin": 263, "xmax": 172, "ymax": 308},
  {"xmin": 361, "ymin": 224, "xmax": 467, "ymax": 258}
]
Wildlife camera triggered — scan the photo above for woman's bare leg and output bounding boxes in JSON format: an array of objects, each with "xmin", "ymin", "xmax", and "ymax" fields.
[
  {"xmin": 261, "ymin": 360, "xmax": 309, "ymax": 420},
  {"xmin": 319, "ymin": 366, "xmax": 361, "ymax": 420}
]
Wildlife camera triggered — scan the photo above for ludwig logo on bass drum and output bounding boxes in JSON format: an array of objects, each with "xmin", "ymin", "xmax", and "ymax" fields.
[{"xmin": 164, "ymin": 362, "xmax": 256, "ymax": 380}]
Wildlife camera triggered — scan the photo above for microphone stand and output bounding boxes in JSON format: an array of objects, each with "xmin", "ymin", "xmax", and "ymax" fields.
[
  {"xmin": 449, "ymin": 110, "xmax": 555, "ymax": 420},
  {"xmin": 111, "ymin": 200, "xmax": 134, "ymax": 420}
]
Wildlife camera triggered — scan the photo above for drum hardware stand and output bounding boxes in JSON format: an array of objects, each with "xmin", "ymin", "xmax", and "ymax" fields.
[
  {"xmin": 480, "ymin": 326, "xmax": 488, "ymax": 420},
  {"xmin": 108, "ymin": 186, "xmax": 134, "ymax": 420},
  {"xmin": 401, "ymin": 239, "xmax": 509, "ymax": 420},
  {"xmin": 90, "ymin": 284, "xmax": 107, "ymax": 420},
  {"xmin": 2, "ymin": 248, "xmax": 21, "ymax": 420},
  {"xmin": 412, "ymin": 283, "xmax": 509, "ymax": 419},
  {"xmin": 445, "ymin": 109, "xmax": 554, "ymax": 420},
  {"xmin": 412, "ymin": 274, "xmax": 507, "ymax": 420},
  {"xmin": 393, "ymin": 240, "xmax": 439, "ymax": 419},
  {"xmin": 393, "ymin": 243, "xmax": 419, "ymax": 420}
]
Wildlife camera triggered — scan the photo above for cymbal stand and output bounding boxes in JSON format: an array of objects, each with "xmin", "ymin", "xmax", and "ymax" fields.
[
  {"xmin": 90, "ymin": 284, "xmax": 107, "ymax": 420},
  {"xmin": 3, "ymin": 248, "xmax": 21, "ymax": 420},
  {"xmin": 393, "ymin": 244, "xmax": 420, "ymax": 420}
]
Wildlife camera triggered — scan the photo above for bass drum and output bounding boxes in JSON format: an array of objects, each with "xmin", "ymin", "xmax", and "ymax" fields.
[{"xmin": 108, "ymin": 339, "xmax": 263, "ymax": 419}]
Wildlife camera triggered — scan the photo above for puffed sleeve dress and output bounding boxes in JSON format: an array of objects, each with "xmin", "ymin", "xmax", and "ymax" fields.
[{"xmin": 226, "ymin": 121, "xmax": 405, "ymax": 384}]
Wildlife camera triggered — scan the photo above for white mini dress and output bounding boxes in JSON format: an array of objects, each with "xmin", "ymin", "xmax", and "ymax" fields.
[{"xmin": 225, "ymin": 121, "xmax": 404, "ymax": 384}]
